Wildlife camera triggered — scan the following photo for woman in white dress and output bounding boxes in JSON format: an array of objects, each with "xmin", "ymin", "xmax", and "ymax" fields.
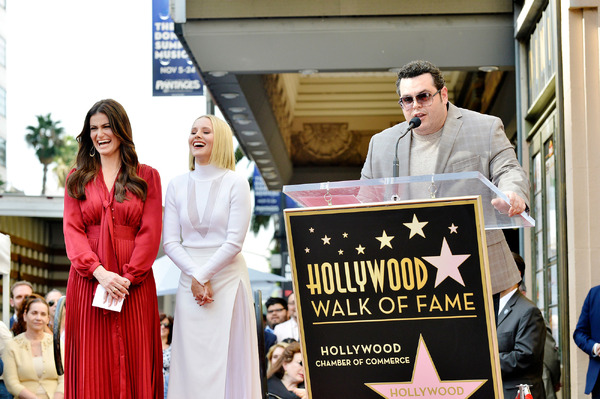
[{"xmin": 163, "ymin": 115, "xmax": 262, "ymax": 399}]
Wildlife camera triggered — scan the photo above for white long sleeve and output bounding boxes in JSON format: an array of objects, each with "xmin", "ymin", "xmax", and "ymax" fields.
[{"xmin": 163, "ymin": 164, "xmax": 251, "ymax": 284}]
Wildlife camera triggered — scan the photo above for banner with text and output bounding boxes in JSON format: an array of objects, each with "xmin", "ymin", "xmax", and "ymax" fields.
[
  {"xmin": 285, "ymin": 198, "xmax": 503, "ymax": 399},
  {"xmin": 253, "ymin": 166, "xmax": 281, "ymax": 215},
  {"xmin": 152, "ymin": 0, "xmax": 203, "ymax": 96}
]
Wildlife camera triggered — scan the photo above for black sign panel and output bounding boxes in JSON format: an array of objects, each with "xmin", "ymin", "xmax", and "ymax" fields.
[{"xmin": 284, "ymin": 198, "xmax": 502, "ymax": 399}]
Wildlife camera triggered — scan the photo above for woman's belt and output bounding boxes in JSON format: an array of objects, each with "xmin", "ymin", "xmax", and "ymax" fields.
[{"xmin": 85, "ymin": 224, "xmax": 137, "ymax": 240}]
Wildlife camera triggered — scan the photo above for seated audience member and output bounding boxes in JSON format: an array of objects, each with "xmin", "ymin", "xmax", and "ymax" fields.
[
  {"xmin": 274, "ymin": 293, "xmax": 299, "ymax": 342},
  {"xmin": 265, "ymin": 297, "xmax": 288, "ymax": 331},
  {"xmin": 160, "ymin": 314, "xmax": 174, "ymax": 399},
  {"xmin": 10, "ymin": 281, "xmax": 33, "ymax": 329},
  {"xmin": 266, "ymin": 342, "xmax": 289, "ymax": 375},
  {"xmin": 44, "ymin": 290, "xmax": 63, "ymax": 331},
  {"xmin": 267, "ymin": 342, "xmax": 307, "ymax": 399},
  {"xmin": 4, "ymin": 294, "xmax": 64, "ymax": 399}
]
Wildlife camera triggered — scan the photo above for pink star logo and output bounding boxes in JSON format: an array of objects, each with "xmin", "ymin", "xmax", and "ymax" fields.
[
  {"xmin": 422, "ymin": 238, "xmax": 471, "ymax": 288},
  {"xmin": 366, "ymin": 336, "xmax": 486, "ymax": 398}
]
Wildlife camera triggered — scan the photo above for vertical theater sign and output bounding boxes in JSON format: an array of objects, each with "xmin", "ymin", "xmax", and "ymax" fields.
[{"xmin": 152, "ymin": 0, "xmax": 203, "ymax": 96}]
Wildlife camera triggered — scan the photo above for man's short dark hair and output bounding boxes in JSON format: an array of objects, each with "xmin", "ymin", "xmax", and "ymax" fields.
[
  {"xmin": 395, "ymin": 60, "xmax": 445, "ymax": 96},
  {"xmin": 10, "ymin": 280, "xmax": 33, "ymax": 298},
  {"xmin": 265, "ymin": 297, "xmax": 288, "ymax": 310}
]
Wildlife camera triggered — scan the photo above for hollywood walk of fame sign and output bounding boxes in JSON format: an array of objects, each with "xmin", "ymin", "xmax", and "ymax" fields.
[{"xmin": 284, "ymin": 197, "xmax": 503, "ymax": 399}]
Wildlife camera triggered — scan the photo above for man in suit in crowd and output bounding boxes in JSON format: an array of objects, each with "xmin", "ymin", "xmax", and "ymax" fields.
[
  {"xmin": 9, "ymin": 281, "xmax": 33, "ymax": 329},
  {"xmin": 361, "ymin": 60, "xmax": 529, "ymax": 310},
  {"xmin": 574, "ymin": 285, "xmax": 600, "ymax": 398},
  {"xmin": 497, "ymin": 253, "xmax": 546, "ymax": 399}
]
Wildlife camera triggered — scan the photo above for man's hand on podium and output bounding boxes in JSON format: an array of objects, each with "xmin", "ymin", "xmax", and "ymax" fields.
[{"xmin": 491, "ymin": 191, "xmax": 528, "ymax": 217}]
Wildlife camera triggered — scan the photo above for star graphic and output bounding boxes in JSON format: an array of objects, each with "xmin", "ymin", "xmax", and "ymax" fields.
[
  {"xmin": 304, "ymin": 247, "xmax": 310, "ymax": 253},
  {"xmin": 342, "ymin": 232, "xmax": 349, "ymax": 238},
  {"xmin": 338, "ymin": 249, "xmax": 344, "ymax": 255},
  {"xmin": 321, "ymin": 235, "xmax": 331, "ymax": 245},
  {"xmin": 422, "ymin": 238, "xmax": 471, "ymax": 287},
  {"xmin": 448, "ymin": 223, "xmax": 458, "ymax": 234},
  {"xmin": 366, "ymin": 336, "xmax": 486, "ymax": 399},
  {"xmin": 376, "ymin": 230, "xmax": 394, "ymax": 249},
  {"xmin": 403, "ymin": 214, "xmax": 428, "ymax": 238},
  {"xmin": 356, "ymin": 244, "xmax": 365, "ymax": 255},
  {"xmin": 309, "ymin": 227, "xmax": 315, "ymax": 233}
]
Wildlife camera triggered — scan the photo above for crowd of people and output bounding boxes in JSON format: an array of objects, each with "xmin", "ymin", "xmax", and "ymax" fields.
[
  {"xmin": 0, "ymin": 280, "xmax": 305, "ymax": 399},
  {"xmin": 0, "ymin": 281, "xmax": 64, "ymax": 399},
  {"xmin": 0, "ymin": 283, "xmax": 178, "ymax": 399},
  {"xmin": 263, "ymin": 293, "xmax": 305, "ymax": 399}
]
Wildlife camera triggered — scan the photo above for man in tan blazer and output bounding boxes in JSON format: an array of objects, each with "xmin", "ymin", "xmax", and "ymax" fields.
[{"xmin": 361, "ymin": 60, "xmax": 529, "ymax": 310}]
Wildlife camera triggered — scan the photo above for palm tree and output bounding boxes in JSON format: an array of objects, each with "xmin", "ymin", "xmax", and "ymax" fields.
[
  {"xmin": 25, "ymin": 114, "xmax": 65, "ymax": 195},
  {"xmin": 53, "ymin": 135, "xmax": 79, "ymax": 188}
]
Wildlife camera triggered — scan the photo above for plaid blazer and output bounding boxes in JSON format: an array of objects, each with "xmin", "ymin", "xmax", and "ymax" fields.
[{"xmin": 361, "ymin": 102, "xmax": 530, "ymax": 294}]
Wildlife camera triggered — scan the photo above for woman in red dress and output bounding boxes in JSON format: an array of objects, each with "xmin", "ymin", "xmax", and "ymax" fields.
[{"xmin": 63, "ymin": 99, "xmax": 163, "ymax": 398}]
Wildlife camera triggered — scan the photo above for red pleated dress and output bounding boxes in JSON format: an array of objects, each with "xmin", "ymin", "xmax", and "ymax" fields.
[{"xmin": 63, "ymin": 165, "xmax": 163, "ymax": 399}]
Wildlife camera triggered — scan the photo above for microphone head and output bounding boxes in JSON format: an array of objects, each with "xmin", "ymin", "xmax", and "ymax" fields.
[{"xmin": 409, "ymin": 117, "xmax": 422, "ymax": 128}]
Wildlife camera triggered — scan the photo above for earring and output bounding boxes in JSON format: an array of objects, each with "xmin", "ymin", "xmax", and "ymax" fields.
[{"xmin": 89, "ymin": 146, "xmax": 96, "ymax": 157}]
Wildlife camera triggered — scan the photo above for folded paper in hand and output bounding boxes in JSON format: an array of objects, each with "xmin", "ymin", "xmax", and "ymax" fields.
[{"xmin": 92, "ymin": 284, "xmax": 124, "ymax": 312}]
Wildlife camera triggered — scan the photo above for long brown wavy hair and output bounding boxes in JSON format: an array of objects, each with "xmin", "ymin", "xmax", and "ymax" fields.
[{"xmin": 66, "ymin": 99, "xmax": 148, "ymax": 202}]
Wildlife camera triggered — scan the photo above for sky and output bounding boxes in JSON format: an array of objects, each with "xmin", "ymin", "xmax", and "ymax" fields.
[{"xmin": 5, "ymin": 0, "xmax": 276, "ymax": 274}]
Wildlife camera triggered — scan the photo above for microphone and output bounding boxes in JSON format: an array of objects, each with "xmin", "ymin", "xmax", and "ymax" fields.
[{"xmin": 392, "ymin": 117, "xmax": 421, "ymax": 177}]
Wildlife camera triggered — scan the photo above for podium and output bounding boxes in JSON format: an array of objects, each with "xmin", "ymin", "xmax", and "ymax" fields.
[
  {"xmin": 282, "ymin": 172, "xmax": 533, "ymax": 399},
  {"xmin": 283, "ymin": 171, "xmax": 534, "ymax": 230}
]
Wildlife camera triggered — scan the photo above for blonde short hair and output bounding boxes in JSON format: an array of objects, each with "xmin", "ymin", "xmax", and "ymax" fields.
[{"xmin": 189, "ymin": 115, "xmax": 235, "ymax": 171}]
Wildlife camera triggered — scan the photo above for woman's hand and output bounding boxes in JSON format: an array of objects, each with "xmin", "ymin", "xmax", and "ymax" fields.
[
  {"xmin": 191, "ymin": 279, "xmax": 214, "ymax": 307},
  {"xmin": 203, "ymin": 281, "xmax": 214, "ymax": 304},
  {"xmin": 93, "ymin": 266, "xmax": 130, "ymax": 306},
  {"xmin": 17, "ymin": 387, "xmax": 39, "ymax": 399}
]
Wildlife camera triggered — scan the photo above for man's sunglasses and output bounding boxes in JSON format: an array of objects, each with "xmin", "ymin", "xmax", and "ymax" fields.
[{"xmin": 398, "ymin": 89, "xmax": 442, "ymax": 110}]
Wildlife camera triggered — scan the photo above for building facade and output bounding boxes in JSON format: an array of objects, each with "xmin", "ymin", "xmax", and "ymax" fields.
[{"xmin": 0, "ymin": 196, "xmax": 69, "ymax": 313}]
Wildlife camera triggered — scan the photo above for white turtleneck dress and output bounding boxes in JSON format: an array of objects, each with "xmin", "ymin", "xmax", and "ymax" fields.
[{"xmin": 163, "ymin": 163, "xmax": 261, "ymax": 399}]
